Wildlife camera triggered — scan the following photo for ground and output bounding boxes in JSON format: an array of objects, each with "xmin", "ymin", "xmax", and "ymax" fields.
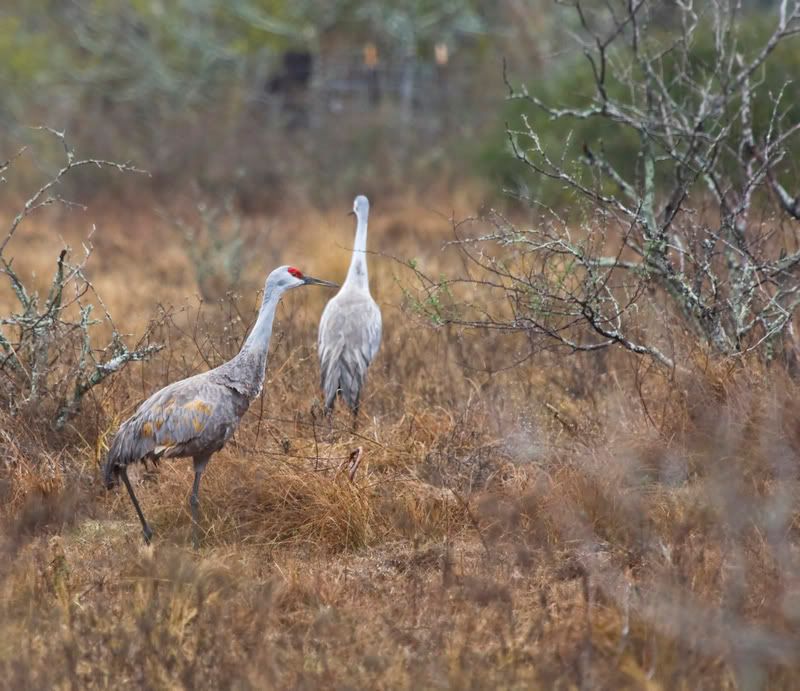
[{"xmin": 2, "ymin": 193, "xmax": 800, "ymax": 689}]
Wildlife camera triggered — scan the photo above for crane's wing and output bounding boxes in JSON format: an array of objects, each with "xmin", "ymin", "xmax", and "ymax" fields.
[
  {"xmin": 364, "ymin": 299, "xmax": 382, "ymax": 363},
  {"xmin": 104, "ymin": 375, "xmax": 247, "ymax": 486},
  {"xmin": 318, "ymin": 293, "xmax": 382, "ymax": 410}
]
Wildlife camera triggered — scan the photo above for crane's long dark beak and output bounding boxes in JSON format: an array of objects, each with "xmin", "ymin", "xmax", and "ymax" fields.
[
  {"xmin": 304, "ymin": 275, "xmax": 339, "ymax": 288},
  {"xmin": 347, "ymin": 210, "xmax": 356, "ymax": 217}
]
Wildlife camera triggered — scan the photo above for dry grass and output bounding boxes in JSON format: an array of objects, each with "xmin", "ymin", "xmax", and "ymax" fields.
[{"xmin": 2, "ymin": 195, "xmax": 800, "ymax": 688}]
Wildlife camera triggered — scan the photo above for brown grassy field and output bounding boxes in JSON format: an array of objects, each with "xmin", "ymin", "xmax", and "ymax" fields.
[{"xmin": 2, "ymin": 192, "xmax": 800, "ymax": 689}]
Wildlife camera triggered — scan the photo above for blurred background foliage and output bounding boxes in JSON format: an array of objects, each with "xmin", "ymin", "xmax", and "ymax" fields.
[
  {"xmin": 0, "ymin": 0, "xmax": 794, "ymax": 209},
  {"xmin": 481, "ymin": 3, "xmax": 800, "ymax": 206}
]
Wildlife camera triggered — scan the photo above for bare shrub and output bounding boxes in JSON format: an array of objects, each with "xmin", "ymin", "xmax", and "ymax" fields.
[
  {"xmin": 0, "ymin": 129, "xmax": 162, "ymax": 427},
  {"xmin": 409, "ymin": 1, "xmax": 800, "ymax": 368}
]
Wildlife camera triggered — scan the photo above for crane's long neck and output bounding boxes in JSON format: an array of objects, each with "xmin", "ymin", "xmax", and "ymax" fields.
[
  {"xmin": 345, "ymin": 212, "xmax": 370, "ymax": 292},
  {"xmin": 225, "ymin": 284, "xmax": 283, "ymax": 398},
  {"xmin": 242, "ymin": 287, "xmax": 281, "ymax": 355}
]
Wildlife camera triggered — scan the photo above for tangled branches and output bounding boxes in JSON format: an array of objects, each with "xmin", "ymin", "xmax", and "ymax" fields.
[
  {"xmin": 0, "ymin": 128, "xmax": 162, "ymax": 428},
  {"xmin": 407, "ymin": 0, "xmax": 800, "ymax": 368}
]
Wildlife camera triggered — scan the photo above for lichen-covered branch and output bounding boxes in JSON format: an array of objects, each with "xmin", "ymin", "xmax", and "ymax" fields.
[
  {"xmin": 410, "ymin": 1, "xmax": 800, "ymax": 368},
  {"xmin": 1, "ymin": 128, "xmax": 162, "ymax": 427}
]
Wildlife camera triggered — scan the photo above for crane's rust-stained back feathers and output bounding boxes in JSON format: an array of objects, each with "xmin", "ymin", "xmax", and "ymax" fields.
[{"xmin": 103, "ymin": 373, "xmax": 248, "ymax": 488}]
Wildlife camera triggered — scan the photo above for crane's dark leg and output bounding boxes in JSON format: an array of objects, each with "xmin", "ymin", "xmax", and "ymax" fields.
[
  {"xmin": 351, "ymin": 395, "xmax": 360, "ymax": 433},
  {"xmin": 120, "ymin": 466, "xmax": 153, "ymax": 544},
  {"xmin": 190, "ymin": 455, "xmax": 209, "ymax": 549},
  {"xmin": 323, "ymin": 395, "xmax": 335, "ymax": 440}
]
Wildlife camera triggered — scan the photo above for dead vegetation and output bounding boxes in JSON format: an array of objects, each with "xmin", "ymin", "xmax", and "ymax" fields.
[{"xmin": 2, "ymin": 194, "xmax": 800, "ymax": 689}]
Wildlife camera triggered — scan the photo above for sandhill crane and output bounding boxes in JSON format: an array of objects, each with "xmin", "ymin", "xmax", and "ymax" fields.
[
  {"xmin": 318, "ymin": 195, "xmax": 382, "ymax": 423},
  {"xmin": 104, "ymin": 265, "xmax": 337, "ymax": 547}
]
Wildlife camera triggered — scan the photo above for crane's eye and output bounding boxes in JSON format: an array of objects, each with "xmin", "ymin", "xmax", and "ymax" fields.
[{"xmin": 287, "ymin": 267, "xmax": 303, "ymax": 279}]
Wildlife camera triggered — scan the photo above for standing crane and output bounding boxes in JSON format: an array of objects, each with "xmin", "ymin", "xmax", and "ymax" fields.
[
  {"xmin": 104, "ymin": 265, "xmax": 338, "ymax": 547},
  {"xmin": 318, "ymin": 195, "xmax": 382, "ymax": 424}
]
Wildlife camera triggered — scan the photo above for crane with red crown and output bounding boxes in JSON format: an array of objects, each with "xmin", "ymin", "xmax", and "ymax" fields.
[{"xmin": 104, "ymin": 265, "xmax": 338, "ymax": 547}]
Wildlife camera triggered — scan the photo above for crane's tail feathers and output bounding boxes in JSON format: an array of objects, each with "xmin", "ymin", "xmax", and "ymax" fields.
[
  {"xmin": 103, "ymin": 450, "xmax": 123, "ymax": 489},
  {"xmin": 322, "ymin": 359, "xmax": 366, "ymax": 415},
  {"xmin": 323, "ymin": 390, "xmax": 336, "ymax": 414},
  {"xmin": 103, "ymin": 419, "xmax": 145, "ymax": 489},
  {"xmin": 103, "ymin": 431, "xmax": 128, "ymax": 489}
]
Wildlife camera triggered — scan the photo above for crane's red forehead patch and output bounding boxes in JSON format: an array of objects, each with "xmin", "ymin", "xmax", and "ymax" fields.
[{"xmin": 288, "ymin": 266, "xmax": 303, "ymax": 278}]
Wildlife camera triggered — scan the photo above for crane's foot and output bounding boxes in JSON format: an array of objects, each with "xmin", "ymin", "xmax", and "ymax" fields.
[{"xmin": 142, "ymin": 524, "xmax": 153, "ymax": 545}]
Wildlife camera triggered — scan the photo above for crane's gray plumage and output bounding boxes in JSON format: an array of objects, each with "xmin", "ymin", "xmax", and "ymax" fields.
[
  {"xmin": 104, "ymin": 265, "xmax": 337, "ymax": 546},
  {"xmin": 318, "ymin": 195, "xmax": 382, "ymax": 417}
]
